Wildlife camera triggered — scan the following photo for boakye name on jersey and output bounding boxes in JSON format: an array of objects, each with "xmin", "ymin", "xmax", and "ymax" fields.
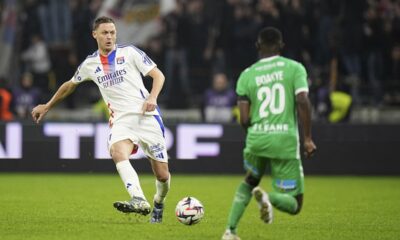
[
  {"xmin": 255, "ymin": 71, "xmax": 283, "ymax": 86},
  {"xmin": 72, "ymin": 44, "xmax": 159, "ymax": 125},
  {"xmin": 236, "ymin": 56, "xmax": 309, "ymax": 160}
]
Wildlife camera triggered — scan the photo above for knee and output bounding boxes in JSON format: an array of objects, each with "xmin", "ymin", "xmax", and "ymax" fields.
[
  {"xmin": 245, "ymin": 174, "xmax": 261, "ymax": 187},
  {"xmin": 293, "ymin": 202, "xmax": 303, "ymax": 215},
  {"xmin": 110, "ymin": 149, "xmax": 127, "ymax": 163},
  {"xmin": 291, "ymin": 207, "xmax": 301, "ymax": 215},
  {"xmin": 156, "ymin": 171, "xmax": 170, "ymax": 183},
  {"xmin": 110, "ymin": 147, "xmax": 129, "ymax": 163},
  {"xmin": 292, "ymin": 194, "xmax": 303, "ymax": 215}
]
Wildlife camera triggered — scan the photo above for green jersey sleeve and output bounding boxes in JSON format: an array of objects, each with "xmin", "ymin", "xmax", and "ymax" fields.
[
  {"xmin": 293, "ymin": 63, "xmax": 309, "ymax": 95},
  {"xmin": 236, "ymin": 69, "xmax": 249, "ymax": 97}
]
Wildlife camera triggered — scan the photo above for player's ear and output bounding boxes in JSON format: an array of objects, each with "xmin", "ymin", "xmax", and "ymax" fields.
[{"xmin": 92, "ymin": 30, "xmax": 97, "ymax": 39}]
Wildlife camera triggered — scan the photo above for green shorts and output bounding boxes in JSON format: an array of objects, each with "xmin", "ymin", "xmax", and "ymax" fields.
[{"xmin": 243, "ymin": 152, "xmax": 304, "ymax": 196}]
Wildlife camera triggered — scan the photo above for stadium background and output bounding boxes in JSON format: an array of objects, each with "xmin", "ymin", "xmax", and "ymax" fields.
[{"xmin": 0, "ymin": 0, "xmax": 399, "ymax": 173}]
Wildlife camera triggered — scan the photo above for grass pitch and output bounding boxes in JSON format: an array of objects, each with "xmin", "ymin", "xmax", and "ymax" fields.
[{"xmin": 0, "ymin": 173, "xmax": 399, "ymax": 240}]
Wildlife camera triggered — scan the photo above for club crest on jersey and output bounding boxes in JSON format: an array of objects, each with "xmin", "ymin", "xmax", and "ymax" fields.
[
  {"xmin": 117, "ymin": 56, "xmax": 125, "ymax": 64},
  {"xmin": 95, "ymin": 66, "xmax": 101, "ymax": 74}
]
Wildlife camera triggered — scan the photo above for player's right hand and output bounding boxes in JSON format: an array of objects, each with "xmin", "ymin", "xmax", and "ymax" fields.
[
  {"xmin": 303, "ymin": 139, "xmax": 316, "ymax": 159},
  {"xmin": 31, "ymin": 104, "xmax": 49, "ymax": 124},
  {"xmin": 141, "ymin": 96, "xmax": 157, "ymax": 115}
]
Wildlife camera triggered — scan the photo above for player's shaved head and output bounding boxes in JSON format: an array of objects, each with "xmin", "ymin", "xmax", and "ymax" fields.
[
  {"xmin": 93, "ymin": 16, "xmax": 115, "ymax": 30},
  {"xmin": 256, "ymin": 27, "xmax": 284, "ymax": 56}
]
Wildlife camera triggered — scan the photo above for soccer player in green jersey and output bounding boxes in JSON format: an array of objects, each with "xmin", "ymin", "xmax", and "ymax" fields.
[{"xmin": 221, "ymin": 27, "xmax": 317, "ymax": 240}]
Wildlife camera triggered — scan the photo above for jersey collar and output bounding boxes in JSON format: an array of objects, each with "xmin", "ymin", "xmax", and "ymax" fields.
[
  {"xmin": 98, "ymin": 44, "xmax": 117, "ymax": 57},
  {"xmin": 259, "ymin": 55, "xmax": 280, "ymax": 62}
]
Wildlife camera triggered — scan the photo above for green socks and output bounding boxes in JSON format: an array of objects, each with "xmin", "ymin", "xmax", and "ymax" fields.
[
  {"xmin": 226, "ymin": 182, "xmax": 253, "ymax": 232},
  {"xmin": 268, "ymin": 192, "xmax": 298, "ymax": 214},
  {"xmin": 225, "ymin": 182, "xmax": 299, "ymax": 233}
]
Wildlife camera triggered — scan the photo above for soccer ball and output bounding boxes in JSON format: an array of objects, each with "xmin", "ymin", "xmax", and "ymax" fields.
[{"xmin": 175, "ymin": 197, "xmax": 205, "ymax": 225}]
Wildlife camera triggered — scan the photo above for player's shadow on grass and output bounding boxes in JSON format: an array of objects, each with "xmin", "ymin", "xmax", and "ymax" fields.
[{"xmin": 107, "ymin": 214, "xmax": 150, "ymax": 225}]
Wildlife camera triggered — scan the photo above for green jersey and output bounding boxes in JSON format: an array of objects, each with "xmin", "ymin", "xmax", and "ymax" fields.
[{"xmin": 236, "ymin": 56, "xmax": 309, "ymax": 160}]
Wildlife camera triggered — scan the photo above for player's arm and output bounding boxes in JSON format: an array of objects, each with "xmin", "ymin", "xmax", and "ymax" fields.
[
  {"xmin": 237, "ymin": 96, "xmax": 251, "ymax": 131},
  {"xmin": 31, "ymin": 79, "xmax": 78, "ymax": 124},
  {"xmin": 142, "ymin": 67, "xmax": 165, "ymax": 114},
  {"xmin": 296, "ymin": 92, "xmax": 316, "ymax": 158}
]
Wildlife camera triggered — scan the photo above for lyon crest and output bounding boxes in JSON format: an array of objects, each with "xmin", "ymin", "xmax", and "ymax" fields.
[{"xmin": 117, "ymin": 56, "xmax": 125, "ymax": 64}]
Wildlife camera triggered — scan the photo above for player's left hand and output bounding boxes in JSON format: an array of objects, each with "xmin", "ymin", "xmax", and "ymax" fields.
[
  {"xmin": 142, "ymin": 97, "xmax": 157, "ymax": 115},
  {"xmin": 303, "ymin": 138, "xmax": 316, "ymax": 159}
]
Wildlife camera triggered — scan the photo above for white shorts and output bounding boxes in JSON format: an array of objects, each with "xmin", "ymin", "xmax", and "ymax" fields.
[{"xmin": 108, "ymin": 113, "xmax": 168, "ymax": 162}]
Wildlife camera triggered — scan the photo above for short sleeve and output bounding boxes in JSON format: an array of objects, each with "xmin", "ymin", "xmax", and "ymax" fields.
[
  {"xmin": 293, "ymin": 63, "xmax": 309, "ymax": 95},
  {"xmin": 72, "ymin": 60, "xmax": 92, "ymax": 84},
  {"xmin": 236, "ymin": 70, "xmax": 249, "ymax": 97},
  {"xmin": 130, "ymin": 46, "xmax": 157, "ymax": 76}
]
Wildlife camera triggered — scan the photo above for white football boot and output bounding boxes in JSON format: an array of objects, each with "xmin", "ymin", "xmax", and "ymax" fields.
[
  {"xmin": 252, "ymin": 186, "xmax": 273, "ymax": 224},
  {"xmin": 221, "ymin": 229, "xmax": 241, "ymax": 240}
]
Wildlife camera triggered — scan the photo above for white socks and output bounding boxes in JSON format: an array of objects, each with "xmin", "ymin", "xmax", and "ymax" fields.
[
  {"xmin": 116, "ymin": 160, "xmax": 146, "ymax": 200},
  {"xmin": 154, "ymin": 174, "xmax": 170, "ymax": 204},
  {"xmin": 116, "ymin": 160, "xmax": 170, "ymax": 204}
]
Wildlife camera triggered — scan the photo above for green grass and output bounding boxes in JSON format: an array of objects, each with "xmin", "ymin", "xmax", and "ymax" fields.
[{"xmin": 0, "ymin": 174, "xmax": 399, "ymax": 240}]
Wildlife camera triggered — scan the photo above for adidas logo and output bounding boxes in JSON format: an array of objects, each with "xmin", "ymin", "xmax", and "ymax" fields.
[
  {"xmin": 155, "ymin": 153, "xmax": 164, "ymax": 159},
  {"xmin": 95, "ymin": 66, "xmax": 101, "ymax": 73}
]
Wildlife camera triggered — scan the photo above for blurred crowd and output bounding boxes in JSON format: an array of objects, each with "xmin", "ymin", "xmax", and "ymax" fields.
[{"xmin": 0, "ymin": 0, "xmax": 399, "ymax": 123}]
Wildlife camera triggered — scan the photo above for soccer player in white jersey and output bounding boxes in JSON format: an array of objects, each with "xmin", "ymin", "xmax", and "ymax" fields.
[{"xmin": 31, "ymin": 16, "xmax": 170, "ymax": 223}]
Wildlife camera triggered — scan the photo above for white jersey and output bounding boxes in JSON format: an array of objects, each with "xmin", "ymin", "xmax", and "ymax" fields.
[{"xmin": 72, "ymin": 44, "xmax": 159, "ymax": 124}]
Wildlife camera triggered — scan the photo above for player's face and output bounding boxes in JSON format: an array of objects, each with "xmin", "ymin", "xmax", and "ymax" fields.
[{"xmin": 93, "ymin": 23, "xmax": 117, "ymax": 55}]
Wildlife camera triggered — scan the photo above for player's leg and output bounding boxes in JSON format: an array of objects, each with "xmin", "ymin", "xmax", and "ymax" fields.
[
  {"xmin": 222, "ymin": 172, "xmax": 260, "ymax": 240},
  {"xmin": 149, "ymin": 158, "xmax": 170, "ymax": 223},
  {"xmin": 268, "ymin": 158, "xmax": 304, "ymax": 215},
  {"xmin": 149, "ymin": 159, "xmax": 170, "ymax": 204},
  {"xmin": 294, "ymin": 194, "xmax": 303, "ymax": 214},
  {"xmin": 138, "ymin": 114, "xmax": 170, "ymax": 223},
  {"xmin": 110, "ymin": 136, "xmax": 150, "ymax": 215},
  {"xmin": 222, "ymin": 153, "xmax": 267, "ymax": 239},
  {"xmin": 226, "ymin": 172, "xmax": 261, "ymax": 229}
]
